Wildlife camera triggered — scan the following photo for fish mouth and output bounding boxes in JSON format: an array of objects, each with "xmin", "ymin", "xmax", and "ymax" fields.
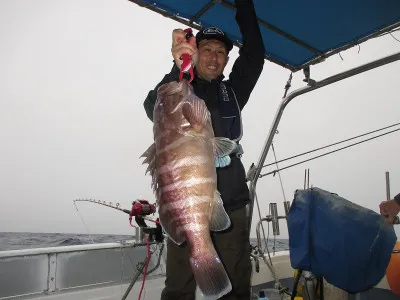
[
  {"xmin": 158, "ymin": 80, "xmax": 184, "ymax": 97},
  {"xmin": 169, "ymin": 80, "xmax": 192, "ymax": 114},
  {"xmin": 157, "ymin": 80, "xmax": 191, "ymax": 115}
]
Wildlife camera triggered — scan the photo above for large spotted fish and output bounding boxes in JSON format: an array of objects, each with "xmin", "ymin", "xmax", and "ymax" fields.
[{"xmin": 141, "ymin": 79, "xmax": 237, "ymax": 299}]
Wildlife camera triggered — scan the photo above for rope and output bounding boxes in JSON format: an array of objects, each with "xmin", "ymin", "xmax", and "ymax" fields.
[
  {"xmin": 271, "ymin": 142, "xmax": 287, "ymax": 203},
  {"xmin": 138, "ymin": 237, "xmax": 151, "ymax": 300},
  {"xmin": 256, "ymin": 217, "xmax": 288, "ymax": 296},
  {"xmin": 262, "ymin": 121, "xmax": 400, "ymax": 169},
  {"xmin": 260, "ymin": 127, "xmax": 400, "ymax": 178},
  {"xmin": 144, "ymin": 243, "xmax": 165, "ymax": 274},
  {"xmin": 254, "ymin": 192, "xmax": 269, "ymax": 253}
]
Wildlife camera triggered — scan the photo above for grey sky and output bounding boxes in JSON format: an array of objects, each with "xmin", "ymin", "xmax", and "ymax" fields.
[{"xmin": 1, "ymin": 0, "xmax": 399, "ymax": 239}]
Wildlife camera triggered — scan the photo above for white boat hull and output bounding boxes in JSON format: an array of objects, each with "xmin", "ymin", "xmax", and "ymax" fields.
[{"xmin": 0, "ymin": 241, "xmax": 398, "ymax": 299}]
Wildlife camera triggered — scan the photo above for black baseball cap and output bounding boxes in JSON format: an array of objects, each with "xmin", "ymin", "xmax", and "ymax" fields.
[{"xmin": 196, "ymin": 27, "xmax": 233, "ymax": 52}]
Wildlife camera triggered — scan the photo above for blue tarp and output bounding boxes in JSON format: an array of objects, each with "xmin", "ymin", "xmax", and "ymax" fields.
[
  {"xmin": 287, "ymin": 187, "xmax": 397, "ymax": 293},
  {"xmin": 129, "ymin": 0, "xmax": 400, "ymax": 71}
]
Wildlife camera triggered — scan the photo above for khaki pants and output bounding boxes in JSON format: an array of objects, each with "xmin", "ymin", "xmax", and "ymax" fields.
[{"xmin": 161, "ymin": 206, "xmax": 252, "ymax": 300}]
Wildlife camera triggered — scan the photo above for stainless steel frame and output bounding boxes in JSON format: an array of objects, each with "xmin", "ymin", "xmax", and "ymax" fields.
[{"xmin": 247, "ymin": 51, "xmax": 400, "ymax": 233}]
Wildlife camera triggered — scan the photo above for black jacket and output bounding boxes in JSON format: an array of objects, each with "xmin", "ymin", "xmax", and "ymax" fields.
[{"xmin": 143, "ymin": 0, "xmax": 265, "ymax": 212}]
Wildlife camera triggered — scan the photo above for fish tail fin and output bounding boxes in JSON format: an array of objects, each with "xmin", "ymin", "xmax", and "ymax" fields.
[{"xmin": 190, "ymin": 248, "xmax": 232, "ymax": 300}]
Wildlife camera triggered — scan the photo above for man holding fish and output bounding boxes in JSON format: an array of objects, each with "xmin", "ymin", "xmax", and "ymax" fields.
[{"xmin": 142, "ymin": 0, "xmax": 265, "ymax": 299}]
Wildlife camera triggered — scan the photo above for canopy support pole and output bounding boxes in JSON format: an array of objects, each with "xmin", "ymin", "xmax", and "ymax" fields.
[{"xmin": 247, "ymin": 51, "xmax": 400, "ymax": 234}]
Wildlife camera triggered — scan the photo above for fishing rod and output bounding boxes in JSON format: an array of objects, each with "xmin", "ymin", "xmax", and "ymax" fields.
[{"xmin": 73, "ymin": 198, "xmax": 160, "ymax": 227}]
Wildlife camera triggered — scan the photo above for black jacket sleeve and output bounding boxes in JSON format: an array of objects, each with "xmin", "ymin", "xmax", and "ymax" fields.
[
  {"xmin": 227, "ymin": 0, "xmax": 266, "ymax": 110},
  {"xmin": 395, "ymin": 193, "xmax": 400, "ymax": 205},
  {"xmin": 143, "ymin": 63, "xmax": 181, "ymax": 121}
]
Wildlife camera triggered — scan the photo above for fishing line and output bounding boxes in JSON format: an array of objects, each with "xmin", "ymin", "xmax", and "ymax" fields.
[{"xmin": 73, "ymin": 201, "xmax": 95, "ymax": 243}]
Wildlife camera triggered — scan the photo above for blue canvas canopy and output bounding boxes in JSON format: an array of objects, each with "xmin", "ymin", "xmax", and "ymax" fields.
[{"xmin": 129, "ymin": 0, "xmax": 400, "ymax": 72}]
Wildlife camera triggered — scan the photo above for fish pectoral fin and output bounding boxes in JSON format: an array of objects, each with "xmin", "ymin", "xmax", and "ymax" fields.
[
  {"xmin": 214, "ymin": 156, "xmax": 231, "ymax": 168},
  {"xmin": 210, "ymin": 191, "xmax": 231, "ymax": 232},
  {"xmin": 213, "ymin": 137, "xmax": 237, "ymax": 157},
  {"xmin": 182, "ymin": 94, "xmax": 209, "ymax": 132},
  {"xmin": 212, "ymin": 137, "xmax": 237, "ymax": 168}
]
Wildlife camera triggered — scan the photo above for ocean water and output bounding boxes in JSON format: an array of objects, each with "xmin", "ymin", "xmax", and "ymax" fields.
[{"xmin": 0, "ymin": 232, "xmax": 289, "ymax": 252}]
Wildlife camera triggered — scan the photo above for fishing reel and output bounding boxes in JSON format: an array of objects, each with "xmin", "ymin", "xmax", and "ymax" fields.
[
  {"xmin": 129, "ymin": 199, "xmax": 156, "ymax": 226},
  {"xmin": 128, "ymin": 199, "xmax": 163, "ymax": 244}
]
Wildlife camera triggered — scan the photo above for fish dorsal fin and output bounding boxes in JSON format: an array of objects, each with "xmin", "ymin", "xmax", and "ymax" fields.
[
  {"xmin": 182, "ymin": 94, "xmax": 210, "ymax": 132},
  {"xmin": 140, "ymin": 143, "xmax": 158, "ymax": 191},
  {"xmin": 140, "ymin": 142, "xmax": 156, "ymax": 161},
  {"xmin": 212, "ymin": 137, "xmax": 237, "ymax": 168},
  {"xmin": 210, "ymin": 191, "xmax": 231, "ymax": 231},
  {"xmin": 140, "ymin": 143, "xmax": 156, "ymax": 172}
]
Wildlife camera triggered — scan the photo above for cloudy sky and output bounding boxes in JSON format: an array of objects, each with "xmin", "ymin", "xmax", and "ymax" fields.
[{"xmin": 1, "ymin": 0, "xmax": 399, "ymax": 239}]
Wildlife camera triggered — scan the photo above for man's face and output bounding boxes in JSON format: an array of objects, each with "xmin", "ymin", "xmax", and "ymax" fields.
[{"xmin": 196, "ymin": 40, "xmax": 229, "ymax": 82}]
